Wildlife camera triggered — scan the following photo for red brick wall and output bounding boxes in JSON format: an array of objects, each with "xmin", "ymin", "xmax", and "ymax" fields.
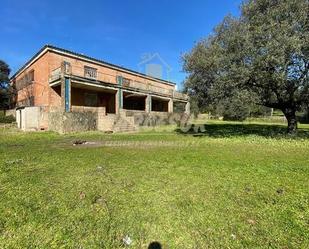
[
  {"xmin": 47, "ymin": 51, "xmax": 176, "ymax": 93},
  {"xmin": 13, "ymin": 49, "xmax": 176, "ymax": 109},
  {"xmin": 13, "ymin": 51, "xmax": 61, "ymax": 107}
]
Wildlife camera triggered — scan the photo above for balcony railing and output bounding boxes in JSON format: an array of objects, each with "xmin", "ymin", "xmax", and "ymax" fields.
[
  {"xmin": 127, "ymin": 80, "xmax": 147, "ymax": 91},
  {"xmin": 48, "ymin": 63, "xmax": 188, "ymax": 100},
  {"xmin": 173, "ymin": 91, "xmax": 188, "ymax": 100},
  {"xmin": 149, "ymin": 84, "xmax": 173, "ymax": 96},
  {"xmin": 49, "ymin": 67, "xmax": 61, "ymax": 82}
]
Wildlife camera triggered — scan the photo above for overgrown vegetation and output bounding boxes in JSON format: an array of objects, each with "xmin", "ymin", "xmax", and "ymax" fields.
[
  {"xmin": 0, "ymin": 111, "xmax": 15, "ymax": 123},
  {"xmin": 214, "ymin": 92, "xmax": 270, "ymax": 121},
  {"xmin": 0, "ymin": 122, "xmax": 308, "ymax": 248}
]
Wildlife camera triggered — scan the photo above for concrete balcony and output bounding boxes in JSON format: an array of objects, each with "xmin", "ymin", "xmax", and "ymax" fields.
[
  {"xmin": 173, "ymin": 91, "xmax": 188, "ymax": 100},
  {"xmin": 49, "ymin": 67, "xmax": 62, "ymax": 82},
  {"xmin": 48, "ymin": 64, "xmax": 188, "ymax": 101}
]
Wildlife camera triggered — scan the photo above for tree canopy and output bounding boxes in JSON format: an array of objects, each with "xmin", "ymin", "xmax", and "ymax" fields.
[
  {"xmin": 183, "ymin": 0, "xmax": 309, "ymax": 133},
  {"xmin": 0, "ymin": 60, "xmax": 11, "ymax": 110}
]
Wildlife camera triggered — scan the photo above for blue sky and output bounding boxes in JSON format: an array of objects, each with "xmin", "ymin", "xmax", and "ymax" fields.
[{"xmin": 0, "ymin": 0, "xmax": 241, "ymax": 88}]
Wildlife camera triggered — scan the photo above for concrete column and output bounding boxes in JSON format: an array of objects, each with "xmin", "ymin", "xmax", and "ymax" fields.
[
  {"xmin": 118, "ymin": 90, "xmax": 123, "ymax": 110},
  {"xmin": 145, "ymin": 95, "xmax": 152, "ymax": 112},
  {"xmin": 65, "ymin": 77, "xmax": 71, "ymax": 112},
  {"xmin": 168, "ymin": 98, "xmax": 173, "ymax": 113},
  {"xmin": 61, "ymin": 77, "xmax": 65, "ymax": 110},
  {"xmin": 61, "ymin": 61, "xmax": 72, "ymax": 75},
  {"xmin": 115, "ymin": 89, "xmax": 119, "ymax": 114},
  {"xmin": 60, "ymin": 61, "xmax": 71, "ymax": 112},
  {"xmin": 115, "ymin": 89, "xmax": 123, "ymax": 115},
  {"xmin": 61, "ymin": 77, "xmax": 71, "ymax": 112},
  {"xmin": 116, "ymin": 76, "xmax": 123, "ymax": 114},
  {"xmin": 185, "ymin": 101, "xmax": 190, "ymax": 114}
]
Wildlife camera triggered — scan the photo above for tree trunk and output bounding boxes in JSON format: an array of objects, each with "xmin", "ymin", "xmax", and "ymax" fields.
[{"xmin": 282, "ymin": 107, "xmax": 297, "ymax": 134}]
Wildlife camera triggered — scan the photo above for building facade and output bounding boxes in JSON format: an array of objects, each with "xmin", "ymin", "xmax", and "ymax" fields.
[{"xmin": 11, "ymin": 45, "xmax": 189, "ymax": 132}]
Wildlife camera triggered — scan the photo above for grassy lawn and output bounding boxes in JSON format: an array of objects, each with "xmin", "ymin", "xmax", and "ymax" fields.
[{"xmin": 0, "ymin": 121, "xmax": 309, "ymax": 248}]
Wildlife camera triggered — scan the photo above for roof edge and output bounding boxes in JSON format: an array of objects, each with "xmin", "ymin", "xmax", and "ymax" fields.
[{"xmin": 10, "ymin": 45, "xmax": 176, "ymax": 86}]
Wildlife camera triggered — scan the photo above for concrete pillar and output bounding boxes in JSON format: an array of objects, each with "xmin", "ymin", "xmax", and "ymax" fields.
[
  {"xmin": 60, "ymin": 61, "xmax": 71, "ymax": 112},
  {"xmin": 115, "ymin": 89, "xmax": 124, "ymax": 115},
  {"xmin": 116, "ymin": 89, "xmax": 123, "ymax": 113},
  {"xmin": 61, "ymin": 77, "xmax": 65, "ymax": 110},
  {"xmin": 61, "ymin": 61, "xmax": 72, "ymax": 75},
  {"xmin": 65, "ymin": 77, "xmax": 71, "ymax": 112},
  {"xmin": 116, "ymin": 76, "xmax": 123, "ymax": 114},
  {"xmin": 168, "ymin": 98, "xmax": 173, "ymax": 113},
  {"xmin": 145, "ymin": 95, "xmax": 152, "ymax": 112},
  {"xmin": 115, "ymin": 89, "xmax": 119, "ymax": 114},
  {"xmin": 61, "ymin": 77, "xmax": 71, "ymax": 112},
  {"xmin": 185, "ymin": 101, "xmax": 190, "ymax": 114}
]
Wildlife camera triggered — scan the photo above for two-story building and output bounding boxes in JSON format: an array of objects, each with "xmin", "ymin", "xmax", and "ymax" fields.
[{"xmin": 10, "ymin": 45, "xmax": 189, "ymax": 132}]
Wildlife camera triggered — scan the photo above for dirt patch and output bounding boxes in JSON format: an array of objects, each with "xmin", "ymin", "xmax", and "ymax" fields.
[{"xmin": 72, "ymin": 140, "xmax": 103, "ymax": 147}]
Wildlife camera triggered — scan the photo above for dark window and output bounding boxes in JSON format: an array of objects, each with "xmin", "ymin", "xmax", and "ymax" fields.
[
  {"xmin": 84, "ymin": 66, "xmax": 97, "ymax": 79},
  {"xmin": 28, "ymin": 70, "xmax": 34, "ymax": 81},
  {"xmin": 122, "ymin": 77, "xmax": 131, "ymax": 87},
  {"xmin": 85, "ymin": 93, "xmax": 98, "ymax": 106}
]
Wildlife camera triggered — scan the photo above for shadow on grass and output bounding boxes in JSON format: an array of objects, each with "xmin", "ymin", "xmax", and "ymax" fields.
[
  {"xmin": 148, "ymin": 241, "xmax": 162, "ymax": 249},
  {"xmin": 175, "ymin": 123, "xmax": 309, "ymax": 139}
]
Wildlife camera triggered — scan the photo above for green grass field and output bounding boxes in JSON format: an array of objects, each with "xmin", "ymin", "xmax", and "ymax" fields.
[{"xmin": 0, "ymin": 121, "xmax": 309, "ymax": 248}]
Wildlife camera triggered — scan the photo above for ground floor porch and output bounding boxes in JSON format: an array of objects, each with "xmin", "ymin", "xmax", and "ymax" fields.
[
  {"xmin": 10, "ymin": 75, "xmax": 192, "ymax": 133},
  {"xmin": 50, "ymin": 76, "xmax": 190, "ymax": 115}
]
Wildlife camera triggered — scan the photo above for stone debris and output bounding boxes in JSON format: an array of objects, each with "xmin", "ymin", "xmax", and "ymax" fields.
[
  {"xmin": 79, "ymin": 191, "xmax": 86, "ymax": 200},
  {"xmin": 122, "ymin": 235, "xmax": 132, "ymax": 246},
  {"xmin": 247, "ymin": 219, "xmax": 256, "ymax": 225},
  {"xmin": 92, "ymin": 195, "xmax": 108, "ymax": 207},
  {"xmin": 73, "ymin": 140, "xmax": 99, "ymax": 146},
  {"xmin": 73, "ymin": 140, "xmax": 87, "ymax": 146}
]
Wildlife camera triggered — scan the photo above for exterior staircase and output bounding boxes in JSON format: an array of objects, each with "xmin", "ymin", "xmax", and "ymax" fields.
[
  {"xmin": 97, "ymin": 113, "xmax": 137, "ymax": 133},
  {"xmin": 112, "ymin": 115, "xmax": 137, "ymax": 133}
]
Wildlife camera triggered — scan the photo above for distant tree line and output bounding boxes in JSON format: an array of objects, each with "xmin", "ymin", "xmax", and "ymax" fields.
[{"xmin": 0, "ymin": 60, "xmax": 12, "ymax": 111}]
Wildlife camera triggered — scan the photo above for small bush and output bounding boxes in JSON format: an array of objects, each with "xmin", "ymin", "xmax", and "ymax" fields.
[
  {"xmin": 216, "ymin": 98, "xmax": 250, "ymax": 122},
  {"xmin": 0, "ymin": 113, "xmax": 15, "ymax": 123},
  {"xmin": 223, "ymin": 107, "xmax": 249, "ymax": 121}
]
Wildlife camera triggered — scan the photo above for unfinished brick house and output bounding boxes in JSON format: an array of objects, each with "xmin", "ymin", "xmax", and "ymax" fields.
[{"xmin": 10, "ymin": 45, "xmax": 189, "ymax": 132}]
